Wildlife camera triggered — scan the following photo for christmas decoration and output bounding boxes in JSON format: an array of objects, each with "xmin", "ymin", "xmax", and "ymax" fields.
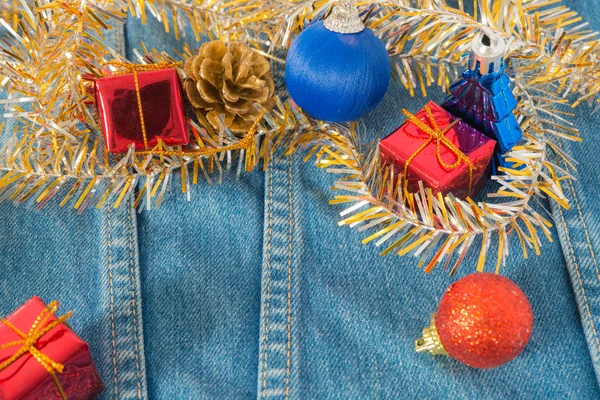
[
  {"xmin": 0, "ymin": 297, "xmax": 104, "ymax": 399},
  {"xmin": 95, "ymin": 64, "xmax": 189, "ymax": 153},
  {"xmin": 415, "ymin": 273, "xmax": 533, "ymax": 368},
  {"xmin": 184, "ymin": 40, "xmax": 275, "ymax": 136},
  {"xmin": 442, "ymin": 30, "xmax": 522, "ymax": 174},
  {"xmin": 284, "ymin": 0, "xmax": 390, "ymax": 122},
  {"xmin": 0, "ymin": 0, "xmax": 593, "ymax": 270},
  {"xmin": 379, "ymin": 101, "xmax": 495, "ymax": 199}
]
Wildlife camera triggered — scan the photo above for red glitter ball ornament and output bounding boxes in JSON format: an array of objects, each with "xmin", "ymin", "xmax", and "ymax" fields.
[{"xmin": 416, "ymin": 272, "xmax": 533, "ymax": 369}]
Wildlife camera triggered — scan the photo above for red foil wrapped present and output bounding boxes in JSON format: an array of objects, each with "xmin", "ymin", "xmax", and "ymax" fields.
[
  {"xmin": 0, "ymin": 297, "xmax": 104, "ymax": 400},
  {"xmin": 95, "ymin": 65, "xmax": 189, "ymax": 153},
  {"xmin": 379, "ymin": 101, "xmax": 496, "ymax": 199}
]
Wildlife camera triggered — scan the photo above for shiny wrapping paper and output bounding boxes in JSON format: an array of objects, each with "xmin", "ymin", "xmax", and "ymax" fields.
[
  {"xmin": 442, "ymin": 67, "xmax": 522, "ymax": 155},
  {"xmin": 379, "ymin": 101, "xmax": 495, "ymax": 199},
  {"xmin": 0, "ymin": 297, "xmax": 103, "ymax": 400},
  {"xmin": 95, "ymin": 68, "xmax": 189, "ymax": 153},
  {"xmin": 442, "ymin": 66, "xmax": 523, "ymax": 175}
]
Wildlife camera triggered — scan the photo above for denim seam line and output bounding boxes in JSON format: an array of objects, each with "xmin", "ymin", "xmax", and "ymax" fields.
[
  {"xmin": 99, "ymin": 23, "xmax": 149, "ymax": 400},
  {"xmin": 564, "ymin": 173, "xmax": 600, "ymax": 282},
  {"xmin": 552, "ymin": 146, "xmax": 600, "ymax": 385},
  {"xmin": 118, "ymin": 28, "xmax": 143, "ymax": 399},
  {"xmin": 261, "ymin": 155, "xmax": 274, "ymax": 396},
  {"xmin": 285, "ymin": 157, "xmax": 294, "ymax": 398},
  {"xmin": 127, "ymin": 204, "xmax": 147, "ymax": 399},
  {"xmin": 555, "ymin": 194, "xmax": 600, "ymax": 383},
  {"xmin": 102, "ymin": 201, "xmax": 149, "ymax": 400},
  {"xmin": 258, "ymin": 156, "xmax": 298, "ymax": 399},
  {"xmin": 107, "ymin": 206, "xmax": 119, "ymax": 399}
]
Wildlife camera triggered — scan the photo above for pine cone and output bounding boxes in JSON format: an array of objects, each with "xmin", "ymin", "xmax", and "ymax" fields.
[{"xmin": 184, "ymin": 41, "xmax": 275, "ymax": 135}]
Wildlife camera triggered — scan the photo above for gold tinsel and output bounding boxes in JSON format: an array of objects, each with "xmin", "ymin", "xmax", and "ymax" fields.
[
  {"xmin": 0, "ymin": 0, "xmax": 598, "ymax": 272},
  {"xmin": 184, "ymin": 40, "xmax": 275, "ymax": 136}
]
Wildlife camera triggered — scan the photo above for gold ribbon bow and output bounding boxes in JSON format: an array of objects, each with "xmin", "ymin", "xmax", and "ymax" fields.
[
  {"xmin": 103, "ymin": 61, "xmax": 184, "ymax": 151},
  {"xmin": 401, "ymin": 105, "xmax": 476, "ymax": 195},
  {"xmin": 100, "ymin": 61, "xmax": 263, "ymax": 158},
  {"xmin": 0, "ymin": 301, "xmax": 73, "ymax": 400}
]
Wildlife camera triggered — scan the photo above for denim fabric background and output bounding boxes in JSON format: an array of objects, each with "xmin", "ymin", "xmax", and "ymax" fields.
[{"xmin": 1, "ymin": 1, "xmax": 600, "ymax": 399}]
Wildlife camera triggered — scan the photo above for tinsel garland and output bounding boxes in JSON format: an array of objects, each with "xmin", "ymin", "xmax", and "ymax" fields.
[{"xmin": 0, "ymin": 0, "xmax": 597, "ymax": 271}]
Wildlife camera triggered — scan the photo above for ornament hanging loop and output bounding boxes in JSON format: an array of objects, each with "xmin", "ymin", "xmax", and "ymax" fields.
[
  {"xmin": 324, "ymin": 0, "xmax": 364, "ymax": 34},
  {"xmin": 415, "ymin": 313, "xmax": 448, "ymax": 356},
  {"xmin": 470, "ymin": 28, "xmax": 506, "ymax": 75}
]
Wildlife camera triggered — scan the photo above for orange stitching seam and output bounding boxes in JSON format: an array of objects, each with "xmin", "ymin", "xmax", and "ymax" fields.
[
  {"xmin": 107, "ymin": 208, "xmax": 119, "ymax": 400},
  {"xmin": 285, "ymin": 157, "xmax": 293, "ymax": 399},
  {"xmin": 553, "ymin": 144, "xmax": 600, "ymax": 354},
  {"xmin": 556, "ymin": 203, "xmax": 600, "ymax": 353},
  {"xmin": 261, "ymin": 161, "xmax": 274, "ymax": 396},
  {"xmin": 564, "ymin": 179, "xmax": 600, "ymax": 280},
  {"xmin": 127, "ymin": 204, "xmax": 143, "ymax": 399}
]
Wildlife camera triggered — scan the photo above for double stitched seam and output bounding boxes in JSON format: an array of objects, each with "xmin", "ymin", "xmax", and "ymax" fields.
[
  {"xmin": 553, "ymin": 148, "xmax": 600, "ymax": 354},
  {"xmin": 556, "ymin": 204, "xmax": 600, "ymax": 353},
  {"xmin": 262, "ymin": 162, "xmax": 274, "ymax": 396},
  {"xmin": 107, "ymin": 19, "xmax": 123, "ymax": 398},
  {"xmin": 564, "ymin": 174, "xmax": 600, "ymax": 351},
  {"xmin": 107, "ymin": 207, "xmax": 120, "ymax": 400},
  {"xmin": 558, "ymin": 141, "xmax": 600, "ymax": 281},
  {"xmin": 285, "ymin": 158, "xmax": 293, "ymax": 399},
  {"xmin": 565, "ymin": 173, "xmax": 600, "ymax": 280},
  {"xmin": 116, "ymin": 25, "xmax": 144, "ymax": 399},
  {"xmin": 127, "ymin": 204, "xmax": 143, "ymax": 400}
]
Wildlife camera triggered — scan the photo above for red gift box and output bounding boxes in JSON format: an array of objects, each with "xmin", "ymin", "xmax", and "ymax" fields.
[
  {"xmin": 379, "ymin": 101, "xmax": 496, "ymax": 199},
  {"xmin": 0, "ymin": 297, "xmax": 104, "ymax": 400},
  {"xmin": 95, "ymin": 67, "xmax": 189, "ymax": 153}
]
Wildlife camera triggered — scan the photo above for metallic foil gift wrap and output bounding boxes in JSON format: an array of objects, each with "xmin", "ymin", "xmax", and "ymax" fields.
[
  {"xmin": 0, "ymin": 297, "xmax": 104, "ymax": 400},
  {"xmin": 95, "ymin": 68, "xmax": 189, "ymax": 153},
  {"xmin": 442, "ymin": 32, "xmax": 522, "ymax": 174},
  {"xmin": 442, "ymin": 66, "xmax": 521, "ymax": 153},
  {"xmin": 379, "ymin": 101, "xmax": 496, "ymax": 199}
]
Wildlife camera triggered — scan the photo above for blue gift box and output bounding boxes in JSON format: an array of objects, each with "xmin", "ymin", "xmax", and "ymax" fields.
[{"xmin": 442, "ymin": 64, "xmax": 522, "ymax": 160}]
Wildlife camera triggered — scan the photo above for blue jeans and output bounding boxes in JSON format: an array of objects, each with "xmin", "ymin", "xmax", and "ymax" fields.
[{"xmin": 1, "ymin": 1, "xmax": 600, "ymax": 399}]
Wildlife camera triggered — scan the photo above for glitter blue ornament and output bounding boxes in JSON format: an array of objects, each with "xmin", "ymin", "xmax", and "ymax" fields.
[
  {"xmin": 285, "ymin": 1, "xmax": 390, "ymax": 123},
  {"xmin": 442, "ymin": 31, "xmax": 522, "ymax": 174}
]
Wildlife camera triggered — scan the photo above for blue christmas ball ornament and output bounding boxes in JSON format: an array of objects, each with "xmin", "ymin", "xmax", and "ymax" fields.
[{"xmin": 285, "ymin": 2, "xmax": 390, "ymax": 122}]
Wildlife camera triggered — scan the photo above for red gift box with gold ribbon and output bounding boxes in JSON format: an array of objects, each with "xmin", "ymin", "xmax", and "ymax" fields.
[
  {"xmin": 379, "ymin": 101, "xmax": 496, "ymax": 199},
  {"xmin": 95, "ymin": 64, "xmax": 189, "ymax": 154},
  {"xmin": 0, "ymin": 297, "xmax": 103, "ymax": 400}
]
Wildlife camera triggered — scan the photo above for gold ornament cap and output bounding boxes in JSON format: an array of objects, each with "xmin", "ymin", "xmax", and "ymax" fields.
[
  {"xmin": 415, "ymin": 313, "xmax": 448, "ymax": 356},
  {"xmin": 324, "ymin": 0, "xmax": 364, "ymax": 34},
  {"xmin": 470, "ymin": 28, "xmax": 507, "ymax": 75}
]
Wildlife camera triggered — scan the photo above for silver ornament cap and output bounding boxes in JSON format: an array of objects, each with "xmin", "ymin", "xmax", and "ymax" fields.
[
  {"xmin": 470, "ymin": 29, "xmax": 507, "ymax": 75},
  {"xmin": 324, "ymin": 0, "xmax": 364, "ymax": 34}
]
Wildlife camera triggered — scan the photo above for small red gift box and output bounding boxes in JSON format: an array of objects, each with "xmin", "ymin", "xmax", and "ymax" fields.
[
  {"xmin": 0, "ymin": 297, "xmax": 104, "ymax": 400},
  {"xmin": 379, "ymin": 101, "xmax": 496, "ymax": 199},
  {"xmin": 95, "ymin": 67, "xmax": 189, "ymax": 153}
]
